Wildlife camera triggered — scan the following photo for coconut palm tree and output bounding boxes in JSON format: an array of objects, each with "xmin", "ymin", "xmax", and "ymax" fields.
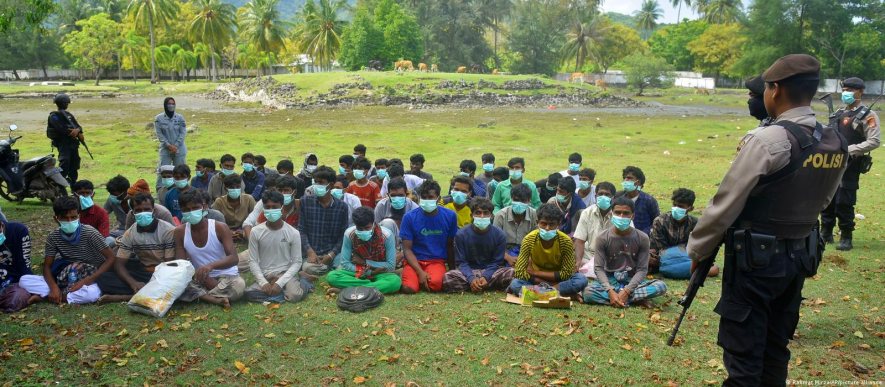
[
  {"xmin": 154, "ymin": 44, "xmax": 174, "ymax": 81},
  {"xmin": 127, "ymin": 0, "xmax": 179, "ymax": 84},
  {"xmin": 633, "ymin": 0, "xmax": 662, "ymax": 39},
  {"xmin": 120, "ymin": 29, "xmax": 147, "ymax": 83},
  {"xmin": 171, "ymin": 45, "xmax": 198, "ymax": 82},
  {"xmin": 291, "ymin": 0, "xmax": 348, "ymax": 69},
  {"xmin": 55, "ymin": 0, "xmax": 98, "ymax": 34},
  {"xmin": 561, "ymin": 10, "xmax": 609, "ymax": 73},
  {"xmin": 670, "ymin": 0, "xmax": 691, "ymax": 24},
  {"xmin": 188, "ymin": 0, "xmax": 236, "ymax": 81},
  {"xmin": 237, "ymin": 43, "xmax": 262, "ymax": 77},
  {"xmin": 702, "ymin": 0, "xmax": 741, "ymax": 24},
  {"xmin": 238, "ymin": 0, "xmax": 289, "ymax": 77}
]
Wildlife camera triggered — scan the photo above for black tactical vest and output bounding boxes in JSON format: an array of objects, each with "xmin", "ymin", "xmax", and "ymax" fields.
[
  {"xmin": 740, "ymin": 121, "xmax": 848, "ymax": 238},
  {"xmin": 836, "ymin": 108, "xmax": 866, "ymax": 146}
]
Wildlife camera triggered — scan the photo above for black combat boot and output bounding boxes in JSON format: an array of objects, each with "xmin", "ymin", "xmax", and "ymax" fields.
[
  {"xmin": 821, "ymin": 224, "xmax": 835, "ymax": 244},
  {"xmin": 836, "ymin": 230, "xmax": 852, "ymax": 251}
]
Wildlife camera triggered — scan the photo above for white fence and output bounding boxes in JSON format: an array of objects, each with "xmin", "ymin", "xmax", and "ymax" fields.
[
  {"xmin": 0, "ymin": 67, "xmax": 296, "ymax": 81},
  {"xmin": 556, "ymin": 70, "xmax": 715, "ymax": 90},
  {"xmin": 818, "ymin": 79, "xmax": 884, "ymax": 94}
]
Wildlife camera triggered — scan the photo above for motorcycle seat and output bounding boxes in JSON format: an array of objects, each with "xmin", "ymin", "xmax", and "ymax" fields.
[{"xmin": 21, "ymin": 155, "xmax": 51, "ymax": 170}]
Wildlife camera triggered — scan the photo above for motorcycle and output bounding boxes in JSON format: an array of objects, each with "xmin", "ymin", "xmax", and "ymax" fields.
[{"xmin": 0, "ymin": 124, "xmax": 69, "ymax": 202}]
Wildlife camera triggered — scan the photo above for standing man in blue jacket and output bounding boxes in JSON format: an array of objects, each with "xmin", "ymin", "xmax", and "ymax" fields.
[{"xmin": 155, "ymin": 97, "xmax": 187, "ymax": 190}]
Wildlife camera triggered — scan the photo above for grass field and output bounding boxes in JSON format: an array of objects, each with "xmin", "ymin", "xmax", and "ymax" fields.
[{"xmin": 0, "ymin": 74, "xmax": 883, "ymax": 386}]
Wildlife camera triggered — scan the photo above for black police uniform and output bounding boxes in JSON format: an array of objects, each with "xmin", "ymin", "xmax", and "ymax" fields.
[{"xmin": 47, "ymin": 110, "xmax": 82, "ymax": 184}]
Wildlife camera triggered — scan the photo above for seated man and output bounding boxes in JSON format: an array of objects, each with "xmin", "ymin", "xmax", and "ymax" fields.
[
  {"xmin": 536, "ymin": 173, "xmax": 561, "ymax": 204},
  {"xmin": 240, "ymin": 152, "xmax": 265, "ymax": 201},
  {"xmin": 559, "ymin": 152, "xmax": 583, "ymax": 185},
  {"xmin": 333, "ymin": 176, "xmax": 362, "ymax": 227},
  {"xmin": 584, "ymin": 197, "xmax": 668, "ymax": 308},
  {"xmin": 208, "ymin": 154, "xmax": 245, "ymax": 201},
  {"xmin": 374, "ymin": 177, "xmax": 418, "ymax": 270},
  {"xmin": 191, "ymin": 158, "xmax": 214, "ymax": 191},
  {"xmin": 96, "ymin": 193, "xmax": 176, "ymax": 303},
  {"xmin": 575, "ymin": 168, "xmax": 597, "ymax": 207},
  {"xmin": 197, "ymin": 189, "xmax": 227, "ymax": 224},
  {"xmin": 0, "ymin": 218, "xmax": 34, "ymax": 312},
  {"xmin": 255, "ymin": 155, "xmax": 279, "ymax": 179},
  {"xmin": 298, "ymin": 166, "xmax": 349, "ymax": 277},
  {"xmin": 213, "ymin": 173, "xmax": 257, "ymax": 240},
  {"xmin": 124, "ymin": 179, "xmax": 176, "ymax": 229},
  {"xmin": 103, "ymin": 175, "xmax": 131, "ymax": 240},
  {"xmin": 649, "ymin": 188, "xmax": 719, "ymax": 279},
  {"xmin": 156, "ymin": 165, "xmax": 174, "ymax": 203},
  {"xmin": 165, "ymin": 164, "xmax": 193, "ymax": 222},
  {"xmin": 507, "ymin": 203, "xmax": 587, "ymax": 299},
  {"xmin": 369, "ymin": 158, "xmax": 388, "ymax": 187},
  {"xmin": 244, "ymin": 191, "xmax": 308, "ymax": 303},
  {"xmin": 400, "ymin": 180, "xmax": 458, "ymax": 294},
  {"xmin": 442, "ymin": 175, "xmax": 473, "ymax": 228},
  {"xmin": 574, "ymin": 182, "xmax": 617, "ymax": 276},
  {"xmin": 549, "ymin": 177, "xmax": 585, "ymax": 235},
  {"xmin": 338, "ymin": 154, "xmax": 354, "ymax": 182},
  {"xmin": 327, "ymin": 207, "xmax": 401, "ymax": 294},
  {"xmin": 379, "ymin": 162, "xmax": 424, "ymax": 198},
  {"xmin": 493, "ymin": 183, "xmax": 538, "ymax": 266},
  {"xmin": 346, "ymin": 157, "xmax": 381, "ymax": 209},
  {"xmin": 73, "ymin": 179, "xmax": 111, "ymax": 246},
  {"xmin": 492, "ymin": 158, "xmax": 542, "ymax": 213},
  {"xmin": 19, "ymin": 197, "xmax": 115, "ymax": 304},
  {"xmin": 407, "ymin": 153, "xmax": 433, "ymax": 180},
  {"xmin": 443, "ymin": 198, "xmax": 512, "ymax": 293},
  {"xmin": 476, "ymin": 153, "xmax": 496, "ymax": 186},
  {"xmin": 458, "ymin": 159, "xmax": 487, "ymax": 198},
  {"xmin": 487, "ymin": 166, "xmax": 509, "ymax": 200},
  {"xmin": 174, "ymin": 190, "xmax": 245, "ymax": 309},
  {"xmin": 239, "ymin": 175, "xmax": 299, "ymax": 271},
  {"xmin": 617, "ymin": 166, "xmax": 659, "ymax": 235},
  {"xmin": 295, "ymin": 153, "xmax": 317, "ymax": 190}
]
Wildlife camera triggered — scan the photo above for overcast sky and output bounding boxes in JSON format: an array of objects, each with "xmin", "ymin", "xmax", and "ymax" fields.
[{"xmin": 602, "ymin": 0, "xmax": 754, "ymax": 24}]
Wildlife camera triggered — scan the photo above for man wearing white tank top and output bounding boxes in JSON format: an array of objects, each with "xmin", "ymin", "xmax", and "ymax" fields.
[{"xmin": 174, "ymin": 190, "xmax": 245, "ymax": 309}]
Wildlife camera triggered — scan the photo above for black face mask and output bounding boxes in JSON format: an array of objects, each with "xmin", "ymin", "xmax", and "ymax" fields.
[
  {"xmin": 748, "ymin": 97, "xmax": 769, "ymax": 121},
  {"xmin": 56, "ymin": 102, "xmax": 69, "ymax": 111}
]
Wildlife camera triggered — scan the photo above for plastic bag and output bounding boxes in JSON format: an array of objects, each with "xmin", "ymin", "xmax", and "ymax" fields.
[
  {"xmin": 128, "ymin": 260, "xmax": 195, "ymax": 318},
  {"xmin": 520, "ymin": 283, "xmax": 559, "ymax": 305}
]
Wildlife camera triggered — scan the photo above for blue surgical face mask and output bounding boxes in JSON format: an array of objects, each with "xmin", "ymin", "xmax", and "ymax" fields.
[
  {"xmin": 538, "ymin": 228, "xmax": 557, "ymax": 241},
  {"xmin": 243, "ymin": 163, "xmax": 254, "ymax": 172},
  {"xmin": 596, "ymin": 195, "xmax": 612, "ymax": 211},
  {"xmin": 182, "ymin": 209, "xmax": 204, "ymax": 225},
  {"xmin": 314, "ymin": 184, "xmax": 329, "ymax": 197},
  {"xmin": 579, "ymin": 181, "xmax": 591, "ymax": 190},
  {"xmin": 355, "ymin": 229, "xmax": 373, "ymax": 241},
  {"xmin": 195, "ymin": 170, "xmax": 204, "ymax": 178},
  {"xmin": 841, "ymin": 91, "xmax": 856, "ymax": 105},
  {"xmin": 0, "ymin": 232, "xmax": 6, "ymax": 246},
  {"xmin": 108, "ymin": 195, "xmax": 122, "ymax": 205},
  {"xmin": 376, "ymin": 169, "xmax": 388, "ymax": 179},
  {"xmin": 482, "ymin": 163, "xmax": 494, "ymax": 173},
  {"xmin": 59, "ymin": 219, "xmax": 80, "ymax": 234},
  {"xmin": 306, "ymin": 165, "xmax": 317, "ymax": 173},
  {"xmin": 227, "ymin": 189, "xmax": 242, "ymax": 199},
  {"xmin": 612, "ymin": 215, "xmax": 631, "ymax": 231},
  {"xmin": 220, "ymin": 168, "xmax": 234, "ymax": 176},
  {"xmin": 568, "ymin": 163, "xmax": 580, "ymax": 172},
  {"xmin": 264, "ymin": 208, "xmax": 283, "ymax": 222},
  {"xmin": 420, "ymin": 199, "xmax": 438, "ymax": 213},
  {"xmin": 135, "ymin": 212, "xmax": 154, "ymax": 227},
  {"xmin": 622, "ymin": 180, "xmax": 637, "ymax": 192},
  {"xmin": 671, "ymin": 207, "xmax": 688, "ymax": 221},
  {"xmin": 353, "ymin": 170, "xmax": 366, "ymax": 180},
  {"xmin": 161, "ymin": 177, "xmax": 174, "ymax": 188},
  {"xmin": 509, "ymin": 169, "xmax": 523, "ymax": 180},
  {"xmin": 174, "ymin": 179, "xmax": 188, "ymax": 189},
  {"xmin": 459, "ymin": 172, "xmax": 470, "ymax": 177},
  {"xmin": 555, "ymin": 194, "xmax": 568, "ymax": 203},
  {"xmin": 451, "ymin": 191, "xmax": 468, "ymax": 205},
  {"xmin": 331, "ymin": 188, "xmax": 344, "ymax": 200},
  {"xmin": 511, "ymin": 201, "xmax": 528, "ymax": 215},
  {"xmin": 489, "ymin": 181, "xmax": 499, "ymax": 190},
  {"xmin": 390, "ymin": 196, "xmax": 406, "ymax": 210},
  {"xmin": 283, "ymin": 194, "xmax": 293, "ymax": 206},
  {"xmin": 473, "ymin": 216, "xmax": 491, "ymax": 230},
  {"xmin": 338, "ymin": 166, "xmax": 347, "ymax": 175},
  {"xmin": 546, "ymin": 185, "xmax": 556, "ymax": 192},
  {"xmin": 79, "ymin": 195, "xmax": 94, "ymax": 209}
]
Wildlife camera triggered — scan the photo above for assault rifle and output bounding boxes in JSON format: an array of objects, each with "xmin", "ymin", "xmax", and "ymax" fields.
[{"xmin": 667, "ymin": 241, "xmax": 723, "ymax": 346}]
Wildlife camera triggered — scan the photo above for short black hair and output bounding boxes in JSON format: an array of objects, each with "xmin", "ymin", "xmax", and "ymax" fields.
[
  {"xmin": 264, "ymin": 174, "xmax": 278, "ymax": 188},
  {"xmin": 558, "ymin": 176, "xmax": 576, "ymax": 192},
  {"xmin": 622, "ymin": 166, "xmax": 646, "ymax": 186},
  {"xmin": 507, "ymin": 157, "xmax": 525, "ymax": 169},
  {"xmin": 277, "ymin": 175, "xmax": 299, "ymax": 191},
  {"xmin": 72, "ymin": 180, "xmax": 94, "ymax": 192},
  {"xmin": 451, "ymin": 175, "xmax": 473, "ymax": 192},
  {"xmin": 354, "ymin": 156, "xmax": 372, "ymax": 170},
  {"xmin": 354, "ymin": 144, "xmax": 367, "ymax": 154},
  {"xmin": 471, "ymin": 197, "xmax": 494, "ymax": 214},
  {"xmin": 277, "ymin": 159, "xmax": 294, "ymax": 173},
  {"xmin": 195, "ymin": 189, "xmax": 212, "ymax": 205},
  {"xmin": 53, "ymin": 196, "xmax": 79, "ymax": 216},
  {"xmin": 352, "ymin": 206, "xmax": 375, "ymax": 228},
  {"xmin": 547, "ymin": 173, "xmax": 562, "ymax": 186},
  {"xmin": 197, "ymin": 158, "xmax": 215, "ymax": 170},
  {"xmin": 418, "ymin": 180, "xmax": 441, "ymax": 199},
  {"xmin": 578, "ymin": 168, "xmax": 596, "ymax": 181},
  {"xmin": 339, "ymin": 155, "xmax": 355, "ymax": 166},
  {"xmin": 510, "ymin": 183, "xmax": 532, "ymax": 202},
  {"xmin": 312, "ymin": 166, "xmax": 336, "ymax": 184},
  {"xmin": 375, "ymin": 158, "xmax": 388, "ymax": 167},
  {"xmin": 672, "ymin": 188, "xmax": 696, "ymax": 206},
  {"xmin": 223, "ymin": 173, "xmax": 241, "ymax": 188},
  {"xmin": 388, "ymin": 177, "xmax": 407, "ymax": 193},
  {"xmin": 536, "ymin": 203, "xmax": 562, "ymax": 223},
  {"xmin": 410, "ymin": 154, "xmax": 425, "ymax": 164},
  {"xmin": 220, "ymin": 154, "xmax": 236, "ymax": 164},
  {"xmin": 173, "ymin": 164, "xmax": 191, "ymax": 177},
  {"xmin": 241, "ymin": 152, "xmax": 255, "ymax": 162},
  {"xmin": 388, "ymin": 163, "xmax": 405, "ymax": 178},
  {"xmin": 568, "ymin": 152, "xmax": 582, "ymax": 163},
  {"xmin": 335, "ymin": 175, "xmax": 349, "ymax": 187},
  {"xmin": 255, "ymin": 155, "xmax": 268, "ymax": 166},
  {"xmin": 106, "ymin": 175, "xmax": 130, "ymax": 194},
  {"xmin": 388, "ymin": 158, "xmax": 404, "ymax": 167},
  {"xmin": 130, "ymin": 192, "xmax": 154, "ymax": 208},
  {"xmin": 179, "ymin": 189, "xmax": 205, "ymax": 208},
  {"xmin": 481, "ymin": 153, "xmax": 495, "ymax": 164},
  {"xmin": 459, "ymin": 159, "xmax": 477, "ymax": 173},
  {"xmin": 769, "ymin": 78, "xmax": 819, "ymax": 105},
  {"xmin": 596, "ymin": 181, "xmax": 616, "ymax": 196},
  {"xmin": 492, "ymin": 167, "xmax": 509, "ymax": 180},
  {"xmin": 262, "ymin": 190, "xmax": 284, "ymax": 206},
  {"xmin": 612, "ymin": 196, "xmax": 635, "ymax": 213}
]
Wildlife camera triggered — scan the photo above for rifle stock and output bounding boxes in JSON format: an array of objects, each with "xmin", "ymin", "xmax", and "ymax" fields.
[{"xmin": 667, "ymin": 243, "xmax": 721, "ymax": 346}]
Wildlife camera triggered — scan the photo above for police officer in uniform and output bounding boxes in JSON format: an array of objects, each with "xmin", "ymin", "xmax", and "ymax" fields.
[
  {"xmin": 745, "ymin": 74, "xmax": 772, "ymax": 126},
  {"xmin": 687, "ymin": 55, "xmax": 848, "ymax": 386},
  {"xmin": 819, "ymin": 77, "xmax": 881, "ymax": 251},
  {"xmin": 47, "ymin": 93, "xmax": 83, "ymax": 184}
]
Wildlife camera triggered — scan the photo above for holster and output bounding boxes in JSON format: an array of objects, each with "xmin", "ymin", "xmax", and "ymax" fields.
[
  {"xmin": 858, "ymin": 154, "xmax": 873, "ymax": 174},
  {"xmin": 805, "ymin": 224, "xmax": 824, "ymax": 277},
  {"xmin": 733, "ymin": 229, "xmax": 776, "ymax": 272}
]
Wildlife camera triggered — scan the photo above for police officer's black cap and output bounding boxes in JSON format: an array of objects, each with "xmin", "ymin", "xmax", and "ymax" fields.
[
  {"xmin": 762, "ymin": 54, "xmax": 820, "ymax": 83},
  {"xmin": 841, "ymin": 77, "xmax": 865, "ymax": 90},
  {"xmin": 53, "ymin": 93, "xmax": 71, "ymax": 104},
  {"xmin": 745, "ymin": 75, "xmax": 765, "ymax": 95}
]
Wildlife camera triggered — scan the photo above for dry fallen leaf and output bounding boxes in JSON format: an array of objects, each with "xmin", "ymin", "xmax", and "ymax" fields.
[
  {"xmin": 19, "ymin": 339, "xmax": 34, "ymax": 346},
  {"xmin": 481, "ymin": 356, "xmax": 491, "ymax": 366},
  {"xmin": 157, "ymin": 339, "xmax": 168, "ymax": 349},
  {"xmin": 354, "ymin": 376, "xmax": 368, "ymax": 384},
  {"xmin": 234, "ymin": 360, "xmax": 250, "ymax": 374},
  {"xmin": 265, "ymin": 333, "xmax": 276, "ymax": 338},
  {"xmin": 621, "ymin": 344, "xmax": 632, "ymax": 351}
]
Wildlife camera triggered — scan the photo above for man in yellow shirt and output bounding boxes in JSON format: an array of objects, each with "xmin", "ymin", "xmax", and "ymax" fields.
[{"xmin": 442, "ymin": 176, "xmax": 473, "ymax": 228}]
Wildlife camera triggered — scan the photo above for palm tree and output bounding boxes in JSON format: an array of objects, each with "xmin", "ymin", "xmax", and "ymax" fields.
[
  {"xmin": 188, "ymin": 0, "xmax": 237, "ymax": 82},
  {"xmin": 97, "ymin": 0, "xmax": 127, "ymax": 22},
  {"xmin": 194, "ymin": 43, "xmax": 213, "ymax": 81},
  {"xmin": 55, "ymin": 0, "xmax": 98, "ymax": 34},
  {"xmin": 702, "ymin": 0, "xmax": 741, "ymax": 24},
  {"xmin": 237, "ymin": 43, "xmax": 262, "ymax": 77},
  {"xmin": 127, "ymin": 0, "xmax": 179, "ymax": 84},
  {"xmin": 171, "ymin": 45, "xmax": 198, "ymax": 82},
  {"xmin": 154, "ymin": 44, "xmax": 174, "ymax": 81},
  {"xmin": 474, "ymin": 0, "xmax": 513, "ymax": 69},
  {"xmin": 633, "ymin": 0, "xmax": 663, "ymax": 39},
  {"xmin": 670, "ymin": 0, "xmax": 691, "ymax": 24},
  {"xmin": 291, "ymin": 0, "xmax": 348, "ymax": 70},
  {"xmin": 561, "ymin": 11, "xmax": 609, "ymax": 72},
  {"xmin": 238, "ymin": 0, "xmax": 289, "ymax": 77},
  {"xmin": 120, "ymin": 29, "xmax": 147, "ymax": 83}
]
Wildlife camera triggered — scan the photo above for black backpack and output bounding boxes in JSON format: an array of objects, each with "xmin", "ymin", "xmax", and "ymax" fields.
[{"xmin": 337, "ymin": 287, "xmax": 384, "ymax": 313}]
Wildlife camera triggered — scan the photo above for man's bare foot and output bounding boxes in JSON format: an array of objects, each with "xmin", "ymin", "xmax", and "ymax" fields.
[
  {"xmin": 300, "ymin": 272, "xmax": 318, "ymax": 282},
  {"xmin": 570, "ymin": 294, "xmax": 584, "ymax": 304},
  {"xmin": 707, "ymin": 265, "xmax": 721, "ymax": 277},
  {"xmin": 400, "ymin": 286, "xmax": 417, "ymax": 294},
  {"xmin": 635, "ymin": 300, "xmax": 654, "ymax": 309},
  {"xmin": 27, "ymin": 295, "xmax": 42, "ymax": 305},
  {"xmin": 201, "ymin": 295, "xmax": 231, "ymax": 310},
  {"xmin": 97, "ymin": 295, "xmax": 132, "ymax": 305},
  {"xmin": 325, "ymin": 287, "xmax": 342, "ymax": 295}
]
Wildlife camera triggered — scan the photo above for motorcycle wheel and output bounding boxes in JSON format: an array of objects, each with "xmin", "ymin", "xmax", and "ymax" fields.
[{"xmin": 0, "ymin": 179, "xmax": 16, "ymax": 202}]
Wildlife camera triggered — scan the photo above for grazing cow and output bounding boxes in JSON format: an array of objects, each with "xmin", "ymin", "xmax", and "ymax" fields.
[
  {"xmin": 470, "ymin": 63, "xmax": 483, "ymax": 74},
  {"xmin": 418, "ymin": 63, "xmax": 428, "ymax": 72},
  {"xmin": 394, "ymin": 60, "xmax": 402, "ymax": 72},
  {"xmin": 595, "ymin": 79, "xmax": 606, "ymax": 91},
  {"xmin": 694, "ymin": 87, "xmax": 710, "ymax": 95},
  {"xmin": 569, "ymin": 72, "xmax": 584, "ymax": 84},
  {"xmin": 401, "ymin": 60, "xmax": 414, "ymax": 71},
  {"xmin": 492, "ymin": 69, "xmax": 499, "ymax": 75},
  {"xmin": 456, "ymin": 66, "xmax": 467, "ymax": 73},
  {"xmin": 431, "ymin": 64, "xmax": 438, "ymax": 73}
]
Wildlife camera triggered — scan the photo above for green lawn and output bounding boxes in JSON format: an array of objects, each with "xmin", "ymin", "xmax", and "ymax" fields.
[
  {"xmin": 0, "ymin": 81, "xmax": 883, "ymax": 385},
  {"xmin": 0, "ymin": 80, "xmax": 222, "ymax": 96}
]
